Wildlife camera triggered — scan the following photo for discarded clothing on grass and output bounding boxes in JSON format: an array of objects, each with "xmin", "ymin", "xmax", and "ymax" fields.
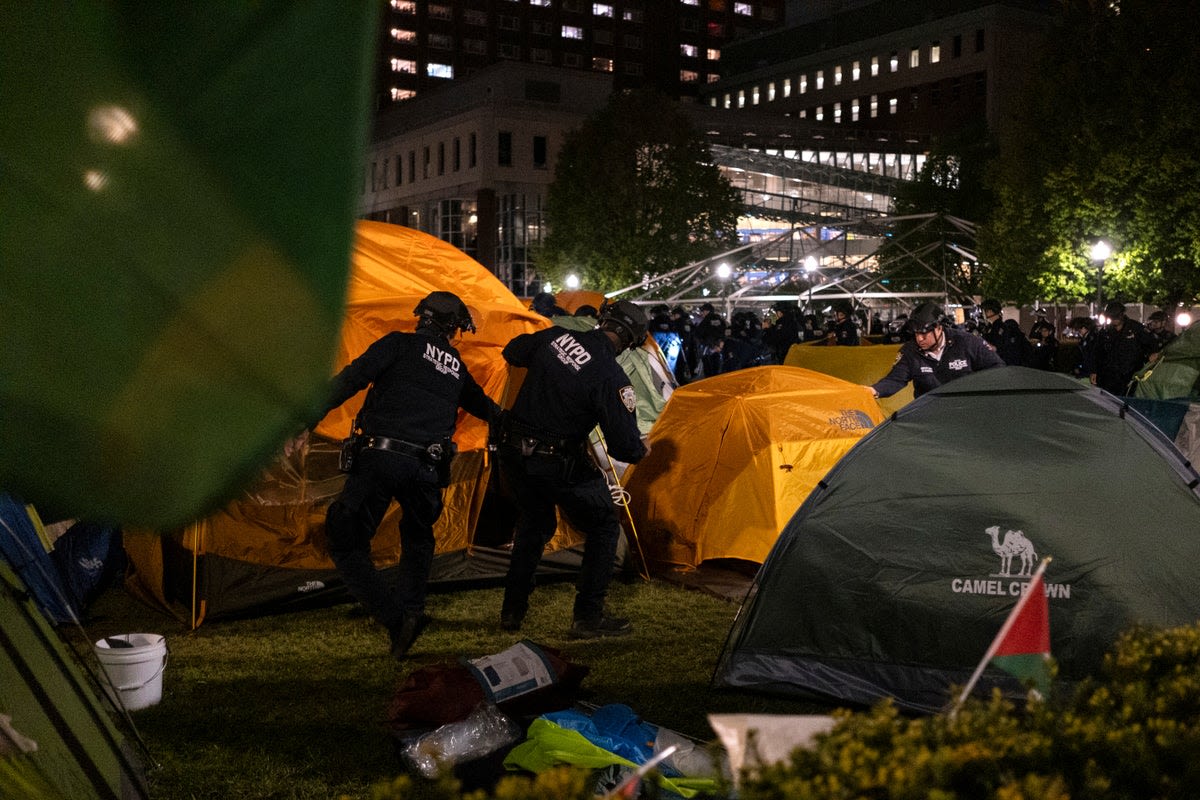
[
  {"xmin": 387, "ymin": 640, "xmax": 588, "ymax": 733},
  {"xmin": 504, "ymin": 704, "xmax": 723, "ymax": 798}
]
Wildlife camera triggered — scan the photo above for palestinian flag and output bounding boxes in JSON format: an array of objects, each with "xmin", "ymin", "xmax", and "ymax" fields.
[
  {"xmin": 990, "ymin": 561, "xmax": 1051, "ymax": 694},
  {"xmin": 953, "ymin": 558, "xmax": 1052, "ymax": 711}
]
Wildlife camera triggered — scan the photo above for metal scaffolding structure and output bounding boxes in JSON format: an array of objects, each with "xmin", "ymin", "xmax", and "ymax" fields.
[{"xmin": 606, "ymin": 212, "xmax": 981, "ymax": 318}]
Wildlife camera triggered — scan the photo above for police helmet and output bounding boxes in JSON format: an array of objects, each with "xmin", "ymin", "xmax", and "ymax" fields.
[
  {"xmin": 908, "ymin": 302, "xmax": 943, "ymax": 333},
  {"xmin": 414, "ymin": 291, "xmax": 475, "ymax": 336},
  {"xmin": 598, "ymin": 299, "xmax": 649, "ymax": 352},
  {"xmin": 1104, "ymin": 300, "xmax": 1126, "ymax": 318},
  {"xmin": 981, "ymin": 298, "xmax": 1002, "ymax": 315}
]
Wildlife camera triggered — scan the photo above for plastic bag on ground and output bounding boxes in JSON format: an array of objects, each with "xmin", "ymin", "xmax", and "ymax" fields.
[{"xmin": 398, "ymin": 702, "xmax": 523, "ymax": 780}]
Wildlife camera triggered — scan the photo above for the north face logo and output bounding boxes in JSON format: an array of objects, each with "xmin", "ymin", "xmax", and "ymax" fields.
[{"xmin": 985, "ymin": 525, "xmax": 1036, "ymax": 577}]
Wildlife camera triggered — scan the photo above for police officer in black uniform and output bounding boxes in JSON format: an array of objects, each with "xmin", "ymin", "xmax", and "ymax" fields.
[
  {"xmin": 868, "ymin": 301, "xmax": 1005, "ymax": 399},
  {"xmin": 322, "ymin": 291, "xmax": 498, "ymax": 659},
  {"xmin": 497, "ymin": 300, "xmax": 648, "ymax": 639}
]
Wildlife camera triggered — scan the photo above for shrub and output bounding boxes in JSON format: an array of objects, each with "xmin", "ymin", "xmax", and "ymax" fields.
[{"xmin": 365, "ymin": 621, "xmax": 1200, "ymax": 800}]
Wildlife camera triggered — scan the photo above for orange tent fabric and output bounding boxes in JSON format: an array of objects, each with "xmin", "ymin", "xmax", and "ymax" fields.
[
  {"xmin": 785, "ymin": 341, "xmax": 913, "ymax": 414},
  {"xmin": 624, "ymin": 366, "xmax": 885, "ymax": 569},
  {"xmin": 126, "ymin": 223, "xmax": 556, "ymax": 625},
  {"xmin": 316, "ymin": 220, "xmax": 548, "ymax": 449}
]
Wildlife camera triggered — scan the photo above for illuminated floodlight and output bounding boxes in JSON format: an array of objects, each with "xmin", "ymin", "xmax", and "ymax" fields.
[
  {"xmin": 542, "ymin": 282, "xmax": 553, "ymax": 294},
  {"xmin": 1178, "ymin": 311, "xmax": 1193, "ymax": 328},
  {"xmin": 715, "ymin": 262, "xmax": 733, "ymax": 279},
  {"xmin": 803, "ymin": 255, "xmax": 818, "ymax": 273},
  {"xmin": 1090, "ymin": 240, "xmax": 1112, "ymax": 261},
  {"xmin": 565, "ymin": 273, "xmax": 580, "ymax": 290}
]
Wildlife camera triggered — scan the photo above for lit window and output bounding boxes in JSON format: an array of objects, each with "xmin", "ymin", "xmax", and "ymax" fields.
[
  {"xmin": 851, "ymin": 60, "xmax": 860, "ymax": 81},
  {"xmin": 390, "ymin": 88, "xmax": 416, "ymax": 101},
  {"xmin": 681, "ymin": 43, "xmax": 698, "ymax": 57},
  {"xmin": 799, "ymin": 74, "xmax": 807, "ymax": 94},
  {"xmin": 391, "ymin": 58, "xmax": 417, "ymax": 73},
  {"xmin": 799, "ymin": 109, "xmax": 807, "ymax": 119},
  {"xmin": 889, "ymin": 52, "xmax": 898, "ymax": 72},
  {"xmin": 782, "ymin": 78, "xmax": 791, "ymax": 97},
  {"xmin": 834, "ymin": 66, "xmax": 842, "ymax": 85},
  {"xmin": 530, "ymin": 0, "xmax": 551, "ymax": 5},
  {"xmin": 681, "ymin": 0, "xmax": 699, "ymax": 5},
  {"xmin": 871, "ymin": 56, "xmax": 879, "ymax": 76},
  {"xmin": 767, "ymin": 81, "xmax": 776, "ymax": 101},
  {"xmin": 593, "ymin": 57, "xmax": 614, "ymax": 72},
  {"xmin": 752, "ymin": 85, "xmax": 760, "ymax": 104},
  {"xmin": 390, "ymin": 28, "xmax": 415, "ymax": 42},
  {"xmin": 710, "ymin": 96, "xmax": 718, "ymax": 107},
  {"xmin": 390, "ymin": 0, "xmax": 415, "ymax": 12},
  {"xmin": 851, "ymin": 99, "xmax": 859, "ymax": 121},
  {"xmin": 737, "ymin": 89, "xmax": 745, "ymax": 108},
  {"xmin": 427, "ymin": 63, "xmax": 453, "ymax": 79},
  {"xmin": 734, "ymin": 2, "xmax": 752, "ymax": 14},
  {"xmin": 889, "ymin": 97, "xmax": 897, "ymax": 114},
  {"xmin": 723, "ymin": 93, "xmax": 731, "ymax": 109},
  {"xmin": 817, "ymin": 70, "xmax": 825, "ymax": 90},
  {"xmin": 833, "ymin": 102, "xmax": 841, "ymax": 123},
  {"xmin": 707, "ymin": 73, "xmax": 719, "ymax": 83},
  {"xmin": 562, "ymin": 25, "xmax": 584, "ymax": 39},
  {"xmin": 593, "ymin": 3, "xmax": 614, "ymax": 16},
  {"xmin": 707, "ymin": 48, "xmax": 720, "ymax": 60},
  {"xmin": 680, "ymin": 69, "xmax": 699, "ymax": 82},
  {"xmin": 930, "ymin": 42, "xmax": 941, "ymax": 63},
  {"xmin": 870, "ymin": 94, "xmax": 878, "ymax": 117},
  {"xmin": 910, "ymin": 47, "xmax": 919, "ymax": 68},
  {"xmin": 623, "ymin": 9, "xmax": 643, "ymax": 21},
  {"xmin": 815, "ymin": 105, "xmax": 823, "ymax": 121}
]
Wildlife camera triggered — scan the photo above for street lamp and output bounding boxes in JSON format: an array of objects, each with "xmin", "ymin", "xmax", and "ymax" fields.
[
  {"xmin": 565, "ymin": 273, "xmax": 580, "ymax": 290},
  {"xmin": 804, "ymin": 255, "xmax": 818, "ymax": 308},
  {"xmin": 1090, "ymin": 239, "xmax": 1112, "ymax": 311}
]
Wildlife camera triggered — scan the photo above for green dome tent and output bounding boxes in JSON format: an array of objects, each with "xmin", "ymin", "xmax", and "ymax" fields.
[{"xmin": 714, "ymin": 367, "xmax": 1200, "ymax": 713}]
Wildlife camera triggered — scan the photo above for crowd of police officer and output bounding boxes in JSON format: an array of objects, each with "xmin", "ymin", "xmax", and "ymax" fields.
[{"xmin": 318, "ymin": 290, "xmax": 1170, "ymax": 658}]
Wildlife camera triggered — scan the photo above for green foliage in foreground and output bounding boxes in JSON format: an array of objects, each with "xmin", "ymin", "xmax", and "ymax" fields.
[{"xmin": 365, "ymin": 622, "xmax": 1200, "ymax": 800}]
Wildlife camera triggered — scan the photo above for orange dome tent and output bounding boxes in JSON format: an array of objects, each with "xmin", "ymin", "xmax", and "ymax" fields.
[{"xmin": 125, "ymin": 223, "xmax": 580, "ymax": 625}]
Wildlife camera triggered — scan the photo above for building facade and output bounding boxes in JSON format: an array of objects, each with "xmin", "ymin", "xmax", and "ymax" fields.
[
  {"xmin": 704, "ymin": 0, "xmax": 1056, "ymax": 138},
  {"xmin": 361, "ymin": 62, "xmax": 612, "ymax": 295},
  {"xmin": 376, "ymin": 0, "xmax": 787, "ymax": 108}
]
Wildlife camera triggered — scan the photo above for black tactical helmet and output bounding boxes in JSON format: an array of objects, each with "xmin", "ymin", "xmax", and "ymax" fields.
[
  {"xmin": 598, "ymin": 299, "xmax": 648, "ymax": 351},
  {"xmin": 414, "ymin": 291, "xmax": 475, "ymax": 336},
  {"xmin": 1104, "ymin": 300, "xmax": 1126, "ymax": 318},
  {"xmin": 908, "ymin": 302, "xmax": 943, "ymax": 333},
  {"xmin": 981, "ymin": 298, "xmax": 1002, "ymax": 315}
]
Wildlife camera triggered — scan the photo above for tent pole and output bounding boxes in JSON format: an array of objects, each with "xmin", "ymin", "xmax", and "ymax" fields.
[{"xmin": 588, "ymin": 429, "xmax": 651, "ymax": 582}]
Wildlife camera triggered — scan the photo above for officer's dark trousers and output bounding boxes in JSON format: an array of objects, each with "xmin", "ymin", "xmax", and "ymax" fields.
[
  {"xmin": 325, "ymin": 449, "xmax": 443, "ymax": 630},
  {"xmin": 499, "ymin": 448, "xmax": 621, "ymax": 624}
]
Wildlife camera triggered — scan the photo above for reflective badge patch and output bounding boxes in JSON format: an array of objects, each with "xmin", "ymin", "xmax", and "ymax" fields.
[{"xmin": 620, "ymin": 385, "xmax": 637, "ymax": 412}]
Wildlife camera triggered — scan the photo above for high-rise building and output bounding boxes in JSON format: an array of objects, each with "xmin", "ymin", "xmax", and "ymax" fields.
[{"xmin": 376, "ymin": 0, "xmax": 787, "ymax": 108}]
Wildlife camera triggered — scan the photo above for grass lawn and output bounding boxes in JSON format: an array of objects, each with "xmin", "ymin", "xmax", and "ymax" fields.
[{"xmin": 70, "ymin": 574, "xmax": 830, "ymax": 799}]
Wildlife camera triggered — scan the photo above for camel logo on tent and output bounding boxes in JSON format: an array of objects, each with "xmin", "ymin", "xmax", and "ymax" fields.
[
  {"xmin": 950, "ymin": 527, "xmax": 1072, "ymax": 599},
  {"xmin": 985, "ymin": 525, "xmax": 1036, "ymax": 577}
]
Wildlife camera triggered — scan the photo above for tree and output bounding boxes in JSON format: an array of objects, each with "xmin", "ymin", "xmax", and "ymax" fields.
[
  {"xmin": 980, "ymin": 0, "xmax": 1200, "ymax": 307},
  {"xmin": 538, "ymin": 90, "xmax": 742, "ymax": 292}
]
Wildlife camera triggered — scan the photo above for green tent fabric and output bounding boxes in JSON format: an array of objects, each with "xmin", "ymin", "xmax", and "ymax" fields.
[
  {"xmin": 714, "ymin": 367, "xmax": 1200, "ymax": 713},
  {"xmin": 1132, "ymin": 321, "xmax": 1200, "ymax": 399},
  {"xmin": 0, "ymin": 560, "xmax": 148, "ymax": 799},
  {"xmin": 1, "ymin": 4, "xmax": 378, "ymax": 528}
]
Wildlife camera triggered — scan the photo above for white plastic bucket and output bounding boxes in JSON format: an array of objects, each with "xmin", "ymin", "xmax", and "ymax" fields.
[{"xmin": 94, "ymin": 633, "xmax": 167, "ymax": 711}]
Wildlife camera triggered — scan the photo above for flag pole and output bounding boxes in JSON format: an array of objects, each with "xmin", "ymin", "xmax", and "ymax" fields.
[{"xmin": 950, "ymin": 556, "xmax": 1051, "ymax": 716}]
